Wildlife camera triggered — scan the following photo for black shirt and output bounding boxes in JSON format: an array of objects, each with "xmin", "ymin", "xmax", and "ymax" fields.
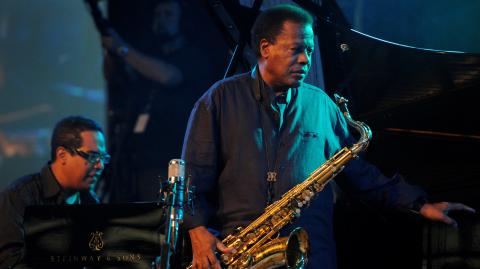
[{"xmin": 0, "ymin": 164, "xmax": 99, "ymax": 268}]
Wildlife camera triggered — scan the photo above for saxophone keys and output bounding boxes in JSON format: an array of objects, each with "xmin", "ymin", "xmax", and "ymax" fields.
[
  {"xmin": 271, "ymin": 215, "xmax": 282, "ymax": 224},
  {"xmin": 313, "ymin": 183, "xmax": 323, "ymax": 192},
  {"xmin": 245, "ymin": 232, "xmax": 256, "ymax": 242},
  {"xmin": 302, "ymin": 190, "xmax": 313, "ymax": 201},
  {"xmin": 221, "ymin": 253, "xmax": 232, "ymax": 264},
  {"xmin": 239, "ymin": 254, "xmax": 253, "ymax": 268},
  {"xmin": 233, "ymin": 226, "xmax": 243, "ymax": 235}
]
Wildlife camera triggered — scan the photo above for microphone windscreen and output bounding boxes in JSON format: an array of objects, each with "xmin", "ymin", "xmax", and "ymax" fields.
[{"xmin": 168, "ymin": 159, "xmax": 185, "ymax": 178}]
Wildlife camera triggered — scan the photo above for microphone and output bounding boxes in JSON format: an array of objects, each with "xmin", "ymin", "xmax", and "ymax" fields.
[
  {"xmin": 159, "ymin": 159, "xmax": 186, "ymax": 269},
  {"xmin": 168, "ymin": 159, "xmax": 185, "ymax": 181},
  {"xmin": 167, "ymin": 159, "xmax": 185, "ymax": 224}
]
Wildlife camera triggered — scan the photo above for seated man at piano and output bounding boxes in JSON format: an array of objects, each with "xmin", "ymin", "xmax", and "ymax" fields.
[{"xmin": 0, "ymin": 116, "xmax": 109, "ymax": 268}]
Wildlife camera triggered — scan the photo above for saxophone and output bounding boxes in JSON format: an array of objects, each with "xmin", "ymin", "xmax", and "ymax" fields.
[{"xmin": 189, "ymin": 94, "xmax": 372, "ymax": 269}]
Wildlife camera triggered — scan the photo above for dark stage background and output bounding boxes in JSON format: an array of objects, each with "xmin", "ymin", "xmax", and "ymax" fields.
[{"xmin": 1, "ymin": 0, "xmax": 479, "ymax": 268}]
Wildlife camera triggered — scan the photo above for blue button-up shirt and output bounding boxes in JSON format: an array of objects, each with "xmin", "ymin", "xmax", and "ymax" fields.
[{"xmin": 182, "ymin": 67, "xmax": 425, "ymax": 269}]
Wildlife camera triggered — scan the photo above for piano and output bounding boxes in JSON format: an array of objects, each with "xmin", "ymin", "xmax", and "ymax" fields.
[
  {"xmin": 319, "ymin": 22, "xmax": 480, "ymax": 269},
  {"xmin": 23, "ymin": 203, "xmax": 164, "ymax": 269}
]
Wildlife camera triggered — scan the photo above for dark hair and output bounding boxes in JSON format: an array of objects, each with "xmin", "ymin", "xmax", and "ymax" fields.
[
  {"xmin": 251, "ymin": 4, "xmax": 314, "ymax": 58},
  {"xmin": 50, "ymin": 116, "xmax": 104, "ymax": 161}
]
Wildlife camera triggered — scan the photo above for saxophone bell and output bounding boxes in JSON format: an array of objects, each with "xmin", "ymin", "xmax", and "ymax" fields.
[
  {"xmin": 248, "ymin": 227, "xmax": 309, "ymax": 269},
  {"xmin": 285, "ymin": 227, "xmax": 309, "ymax": 269}
]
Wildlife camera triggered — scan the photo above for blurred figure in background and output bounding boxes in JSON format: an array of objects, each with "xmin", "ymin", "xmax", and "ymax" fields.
[{"xmin": 102, "ymin": 0, "xmax": 220, "ymax": 201}]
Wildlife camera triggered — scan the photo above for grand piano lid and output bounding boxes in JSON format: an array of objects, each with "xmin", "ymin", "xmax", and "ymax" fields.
[
  {"xmin": 334, "ymin": 27, "xmax": 480, "ymax": 122},
  {"xmin": 291, "ymin": 0, "xmax": 480, "ymax": 136}
]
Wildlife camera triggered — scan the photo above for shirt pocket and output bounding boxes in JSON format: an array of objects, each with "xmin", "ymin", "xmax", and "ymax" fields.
[
  {"xmin": 292, "ymin": 131, "xmax": 327, "ymax": 179},
  {"xmin": 301, "ymin": 130, "xmax": 322, "ymax": 152}
]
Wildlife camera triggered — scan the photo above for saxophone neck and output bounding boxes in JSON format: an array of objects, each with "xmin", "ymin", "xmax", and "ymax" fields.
[{"xmin": 334, "ymin": 94, "xmax": 372, "ymax": 156}]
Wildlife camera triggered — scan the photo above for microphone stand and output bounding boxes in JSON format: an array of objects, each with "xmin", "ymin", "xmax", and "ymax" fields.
[{"xmin": 157, "ymin": 159, "xmax": 194, "ymax": 269}]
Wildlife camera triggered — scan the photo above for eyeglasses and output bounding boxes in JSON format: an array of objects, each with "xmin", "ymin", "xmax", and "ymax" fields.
[{"xmin": 71, "ymin": 148, "xmax": 111, "ymax": 165}]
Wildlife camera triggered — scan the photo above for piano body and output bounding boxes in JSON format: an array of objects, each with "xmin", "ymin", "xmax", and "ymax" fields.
[
  {"xmin": 321, "ymin": 23, "xmax": 480, "ymax": 269},
  {"xmin": 299, "ymin": 1, "xmax": 480, "ymax": 268},
  {"xmin": 23, "ymin": 203, "xmax": 164, "ymax": 269}
]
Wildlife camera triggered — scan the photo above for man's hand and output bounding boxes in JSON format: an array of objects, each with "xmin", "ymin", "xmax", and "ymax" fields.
[
  {"xmin": 101, "ymin": 28, "xmax": 129, "ymax": 56},
  {"xmin": 189, "ymin": 226, "xmax": 234, "ymax": 269},
  {"xmin": 420, "ymin": 202, "xmax": 476, "ymax": 228}
]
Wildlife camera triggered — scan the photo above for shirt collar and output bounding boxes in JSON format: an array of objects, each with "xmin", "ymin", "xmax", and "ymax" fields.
[
  {"xmin": 40, "ymin": 163, "xmax": 100, "ymax": 204},
  {"xmin": 250, "ymin": 65, "xmax": 293, "ymax": 106},
  {"xmin": 40, "ymin": 163, "xmax": 64, "ymax": 199},
  {"xmin": 251, "ymin": 65, "xmax": 262, "ymax": 101}
]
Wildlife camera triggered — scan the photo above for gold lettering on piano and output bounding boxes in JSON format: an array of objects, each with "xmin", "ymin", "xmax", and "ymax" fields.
[
  {"xmin": 50, "ymin": 253, "xmax": 143, "ymax": 264},
  {"xmin": 88, "ymin": 231, "xmax": 104, "ymax": 251}
]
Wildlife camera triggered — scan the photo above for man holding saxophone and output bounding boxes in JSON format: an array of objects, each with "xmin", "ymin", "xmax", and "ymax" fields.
[{"xmin": 182, "ymin": 4, "xmax": 475, "ymax": 269}]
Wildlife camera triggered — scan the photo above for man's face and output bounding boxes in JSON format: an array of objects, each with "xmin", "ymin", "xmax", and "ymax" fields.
[
  {"xmin": 260, "ymin": 21, "xmax": 314, "ymax": 91},
  {"xmin": 64, "ymin": 131, "xmax": 107, "ymax": 191},
  {"xmin": 152, "ymin": 2, "xmax": 182, "ymax": 37}
]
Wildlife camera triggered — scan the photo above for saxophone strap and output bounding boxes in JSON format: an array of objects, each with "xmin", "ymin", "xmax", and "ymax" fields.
[{"xmin": 254, "ymin": 67, "xmax": 292, "ymax": 206}]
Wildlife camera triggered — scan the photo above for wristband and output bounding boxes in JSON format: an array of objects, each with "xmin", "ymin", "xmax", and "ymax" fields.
[{"xmin": 116, "ymin": 45, "xmax": 129, "ymax": 57}]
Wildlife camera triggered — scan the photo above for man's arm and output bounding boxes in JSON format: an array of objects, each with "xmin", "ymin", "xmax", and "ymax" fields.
[
  {"xmin": 181, "ymin": 90, "xmax": 226, "ymax": 268},
  {"xmin": 102, "ymin": 28, "xmax": 182, "ymax": 86},
  {"xmin": 339, "ymin": 154, "xmax": 476, "ymax": 226},
  {"xmin": 0, "ymin": 190, "xmax": 25, "ymax": 268},
  {"xmin": 332, "ymin": 102, "xmax": 475, "ymax": 225}
]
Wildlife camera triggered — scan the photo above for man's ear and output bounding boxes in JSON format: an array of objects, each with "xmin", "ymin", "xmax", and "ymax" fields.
[
  {"xmin": 259, "ymin": 39, "xmax": 271, "ymax": 59},
  {"xmin": 56, "ymin": 147, "xmax": 68, "ymax": 164}
]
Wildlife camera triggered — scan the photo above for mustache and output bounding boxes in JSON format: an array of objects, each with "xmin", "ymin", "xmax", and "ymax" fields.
[
  {"xmin": 290, "ymin": 66, "xmax": 309, "ymax": 74},
  {"xmin": 291, "ymin": 70, "xmax": 307, "ymax": 74}
]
